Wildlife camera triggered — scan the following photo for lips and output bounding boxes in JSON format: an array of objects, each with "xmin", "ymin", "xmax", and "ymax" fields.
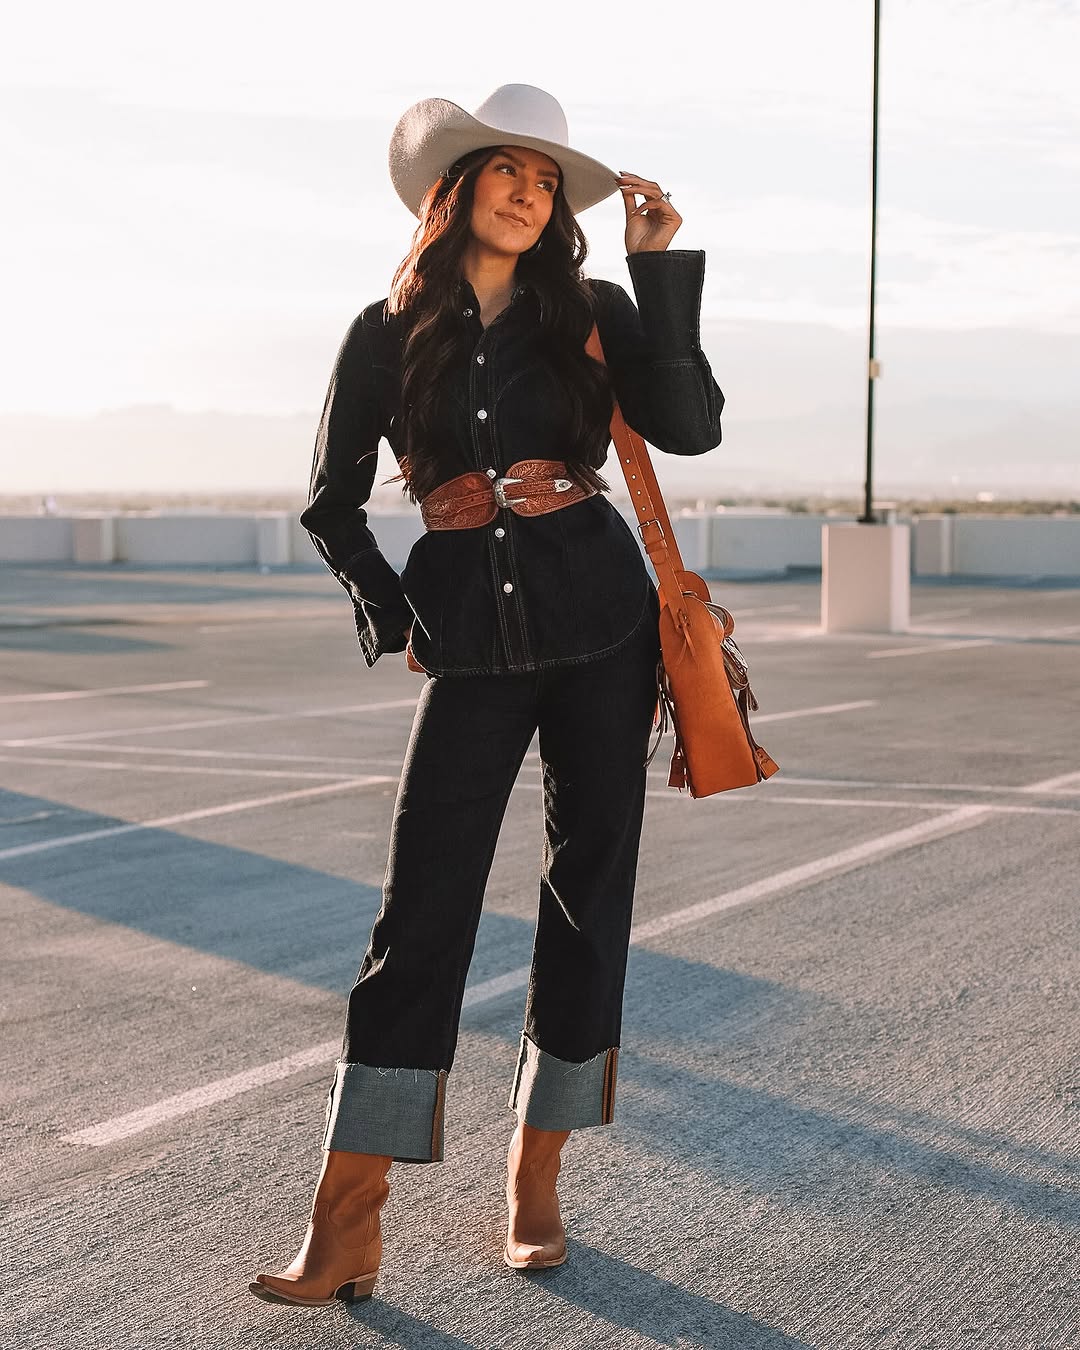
[{"xmin": 497, "ymin": 212, "xmax": 530, "ymax": 227}]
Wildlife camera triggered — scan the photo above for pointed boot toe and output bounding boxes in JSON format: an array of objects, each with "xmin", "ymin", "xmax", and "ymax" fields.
[
  {"xmin": 503, "ymin": 1237, "xmax": 568, "ymax": 1270},
  {"xmin": 505, "ymin": 1122, "xmax": 571, "ymax": 1273},
  {"xmin": 248, "ymin": 1150, "xmax": 391, "ymax": 1309},
  {"xmin": 249, "ymin": 1271, "xmax": 377, "ymax": 1306}
]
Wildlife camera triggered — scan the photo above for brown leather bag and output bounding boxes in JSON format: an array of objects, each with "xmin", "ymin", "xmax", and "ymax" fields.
[{"xmin": 587, "ymin": 324, "xmax": 779, "ymax": 797}]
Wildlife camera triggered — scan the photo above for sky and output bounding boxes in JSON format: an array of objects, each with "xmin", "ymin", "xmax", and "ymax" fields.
[{"xmin": 1, "ymin": 0, "xmax": 1078, "ymax": 499}]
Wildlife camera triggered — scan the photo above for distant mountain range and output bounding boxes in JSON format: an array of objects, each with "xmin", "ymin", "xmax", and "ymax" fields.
[{"xmin": 2, "ymin": 321, "xmax": 1075, "ymax": 500}]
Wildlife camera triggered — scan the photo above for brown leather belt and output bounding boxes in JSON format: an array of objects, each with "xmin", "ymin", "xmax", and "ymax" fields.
[{"xmin": 420, "ymin": 459, "xmax": 596, "ymax": 531}]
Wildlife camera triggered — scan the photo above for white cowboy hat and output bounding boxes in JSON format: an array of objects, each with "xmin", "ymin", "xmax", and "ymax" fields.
[{"xmin": 388, "ymin": 83, "xmax": 618, "ymax": 218}]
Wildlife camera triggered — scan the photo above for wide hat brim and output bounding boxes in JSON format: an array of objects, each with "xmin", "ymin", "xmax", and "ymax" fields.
[{"xmin": 388, "ymin": 90, "xmax": 618, "ymax": 218}]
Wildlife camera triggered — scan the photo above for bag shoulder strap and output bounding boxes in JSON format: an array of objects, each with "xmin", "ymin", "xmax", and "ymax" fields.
[{"xmin": 586, "ymin": 324, "xmax": 689, "ymax": 623}]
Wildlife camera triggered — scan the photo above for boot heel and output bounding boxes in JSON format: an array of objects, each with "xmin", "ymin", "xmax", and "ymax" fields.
[{"xmin": 336, "ymin": 1274, "xmax": 377, "ymax": 1303}]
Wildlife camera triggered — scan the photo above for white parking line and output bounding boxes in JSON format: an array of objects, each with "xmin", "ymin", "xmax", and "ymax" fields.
[
  {"xmin": 752, "ymin": 700, "xmax": 876, "ymax": 723},
  {"xmin": 62, "ymin": 804, "xmax": 991, "ymax": 1148},
  {"xmin": 1019, "ymin": 769, "xmax": 1080, "ymax": 793},
  {"xmin": 27, "ymin": 702, "xmax": 874, "ymax": 766},
  {"xmin": 909, "ymin": 608, "xmax": 974, "ymax": 623},
  {"xmin": 66, "ymin": 1042, "xmax": 342, "ymax": 1148},
  {"xmin": 1, "ymin": 698, "xmax": 420, "ymax": 748},
  {"xmin": 0, "ymin": 777, "xmax": 394, "ymax": 862},
  {"xmin": 16, "ymin": 742, "xmax": 382, "ymax": 768},
  {"xmin": 703, "ymin": 794, "xmax": 1077, "ymax": 818},
  {"xmin": 749, "ymin": 773, "xmax": 1080, "ymax": 798},
  {"xmin": 867, "ymin": 639, "xmax": 997, "ymax": 660},
  {"xmin": 515, "ymin": 781, "xmax": 1077, "ymax": 816},
  {"xmin": 630, "ymin": 807, "xmax": 990, "ymax": 940},
  {"xmin": 0, "ymin": 753, "xmax": 353, "ymax": 782},
  {"xmin": 0, "ymin": 680, "xmax": 210, "ymax": 704}
]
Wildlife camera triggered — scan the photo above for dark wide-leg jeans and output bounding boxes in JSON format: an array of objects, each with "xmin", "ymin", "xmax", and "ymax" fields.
[{"xmin": 323, "ymin": 598, "xmax": 661, "ymax": 1163}]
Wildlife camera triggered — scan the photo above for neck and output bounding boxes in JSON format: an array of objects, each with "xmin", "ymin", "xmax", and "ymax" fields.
[{"xmin": 461, "ymin": 243, "xmax": 518, "ymax": 326}]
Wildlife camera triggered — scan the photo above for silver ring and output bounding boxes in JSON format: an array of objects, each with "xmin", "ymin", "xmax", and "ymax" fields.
[{"xmin": 660, "ymin": 190, "xmax": 672, "ymax": 202}]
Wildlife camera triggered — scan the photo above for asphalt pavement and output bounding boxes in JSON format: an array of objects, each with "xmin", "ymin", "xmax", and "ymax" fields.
[{"xmin": 1, "ymin": 562, "xmax": 1077, "ymax": 1350}]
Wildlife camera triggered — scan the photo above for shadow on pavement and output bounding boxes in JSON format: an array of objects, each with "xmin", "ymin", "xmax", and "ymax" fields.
[
  {"xmin": 4, "ymin": 787, "xmax": 1075, "ymax": 1239},
  {"xmin": 518, "ymin": 1244, "xmax": 810, "ymax": 1350}
]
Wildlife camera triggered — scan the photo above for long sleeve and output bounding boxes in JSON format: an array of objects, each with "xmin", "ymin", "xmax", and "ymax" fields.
[
  {"xmin": 299, "ymin": 305, "xmax": 415, "ymax": 666},
  {"xmin": 593, "ymin": 250, "xmax": 724, "ymax": 455}
]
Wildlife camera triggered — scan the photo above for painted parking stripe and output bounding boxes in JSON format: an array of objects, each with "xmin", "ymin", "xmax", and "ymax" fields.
[
  {"xmin": 867, "ymin": 639, "xmax": 997, "ymax": 660},
  {"xmin": 752, "ymin": 700, "xmax": 876, "ymax": 723},
  {"xmin": 0, "ymin": 680, "xmax": 210, "ymax": 704},
  {"xmin": 0, "ymin": 777, "xmax": 395, "ymax": 862},
  {"xmin": 0, "ymin": 752, "xmax": 353, "ymax": 781},
  {"xmin": 65, "ymin": 1042, "xmax": 343, "ymax": 1148},
  {"xmin": 62, "ymin": 804, "xmax": 990, "ymax": 1149},
  {"xmin": 1, "ymin": 697, "xmax": 420, "ymax": 748},
  {"xmin": 26, "ymin": 700, "xmax": 876, "ymax": 762},
  {"xmin": 1019, "ymin": 769, "xmax": 1080, "ymax": 793}
]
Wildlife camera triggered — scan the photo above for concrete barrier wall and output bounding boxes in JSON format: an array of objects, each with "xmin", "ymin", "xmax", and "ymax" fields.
[
  {"xmin": 952, "ymin": 516, "xmax": 1080, "ymax": 577},
  {"xmin": 2, "ymin": 510, "xmax": 1078, "ymax": 579},
  {"xmin": 114, "ymin": 514, "xmax": 260, "ymax": 565},
  {"xmin": 0, "ymin": 516, "xmax": 74, "ymax": 562},
  {"xmin": 704, "ymin": 512, "xmax": 858, "ymax": 573}
]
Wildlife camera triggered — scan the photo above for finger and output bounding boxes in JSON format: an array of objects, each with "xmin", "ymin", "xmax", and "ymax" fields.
[
  {"xmin": 619, "ymin": 185, "xmax": 664, "ymax": 204},
  {"xmin": 617, "ymin": 171, "xmax": 662, "ymax": 191},
  {"xmin": 618, "ymin": 184, "xmax": 666, "ymax": 202},
  {"xmin": 631, "ymin": 200, "xmax": 680, "ymax": 219}
]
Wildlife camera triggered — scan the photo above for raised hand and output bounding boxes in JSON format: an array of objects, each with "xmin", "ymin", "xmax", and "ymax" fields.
[{"xmin": 618, "ymin": 171, "xmax": 682, "ymax": 254}]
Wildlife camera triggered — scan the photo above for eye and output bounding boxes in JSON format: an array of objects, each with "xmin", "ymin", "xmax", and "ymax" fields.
[
  {"xmin": 495, "ymin": 162, "xmax": 515, "ymax": 175},
  {"xmin": 538, "ymin": 179, "xmax": 557, "ymax": 193}
]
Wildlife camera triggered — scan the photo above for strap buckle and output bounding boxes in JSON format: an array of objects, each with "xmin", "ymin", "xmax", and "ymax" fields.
[{"xmin": 493, "ymin": 476, "xmax": 525, "ymax": 508}]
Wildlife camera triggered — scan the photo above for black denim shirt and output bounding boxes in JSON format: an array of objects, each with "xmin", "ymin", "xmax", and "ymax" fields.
[{"xmin": 301, "ymin": 249, "xmax": 724, "ymax": 676}]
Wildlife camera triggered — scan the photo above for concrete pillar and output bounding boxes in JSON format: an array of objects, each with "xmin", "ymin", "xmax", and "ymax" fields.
[
  {"xmin": 72, "ymin": 515, "xmax": 116, "ymax": 564},
  {"xmin": 913, "ymin": 514, "xmax": 953, "ymax": 576},
  {"xmin": 822, "ymin": 522, "xmax": 910, "ymax": 633},
  {"xmin": 255, "ymin": 513, "xmax": 291, "ymax": 567}
]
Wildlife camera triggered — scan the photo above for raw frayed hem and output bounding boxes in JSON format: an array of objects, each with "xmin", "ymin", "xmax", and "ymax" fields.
[
  {"xmin": 323, "ymin": 1060, "xmax": 448, "ymax": 1163},
  {"xmin": 507, "ymin": 1031, "xmax": 619, "ymax": 1131}
]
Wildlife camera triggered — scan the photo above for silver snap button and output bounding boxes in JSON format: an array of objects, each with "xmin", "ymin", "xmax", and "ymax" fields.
[
  {"xmin": 494, "ymin": 527, "xmax": 505, "ymax": 538},
  {"xmin": 463, "ymin": 307, "xmax": 474, "ymax": 317},
  {"xmin": 486, "ymin": 468, "xmax": 497, "ymax": 479},
  {"xmin": 476, "ymin": 353, "xmax": 485, "ymax": 365},
  {"xmin": 476, "ymin": 409, "xmax": 488, "ymax": 421},
  {"xmin": 502, "ymin": 581, "xmax": 514, "ymax": 594}
]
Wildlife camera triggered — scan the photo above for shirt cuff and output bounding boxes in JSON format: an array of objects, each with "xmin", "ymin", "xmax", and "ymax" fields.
[
  {"xmin": 626, "ymin": 249, "xmax": 706, "ymax": 359},
  {"xmin": 339, "ymin": 546, "xmax": 410, "ymax": 615}
]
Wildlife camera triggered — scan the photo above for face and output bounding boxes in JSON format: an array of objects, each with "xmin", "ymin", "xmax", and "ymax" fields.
[{"xmin": 467, "ymin": 145, "xmax": 561, "ymax": 258}]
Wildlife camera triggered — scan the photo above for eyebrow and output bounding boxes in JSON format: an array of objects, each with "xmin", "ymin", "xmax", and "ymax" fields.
[{"xmin": 496, "ymin": 148, "xmax": 561, "ymax": 179}]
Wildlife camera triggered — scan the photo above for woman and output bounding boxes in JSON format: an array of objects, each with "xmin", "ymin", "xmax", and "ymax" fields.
[{"xmin": 250, "ymin": 83, "xmax": 723, "ymax": 1307}]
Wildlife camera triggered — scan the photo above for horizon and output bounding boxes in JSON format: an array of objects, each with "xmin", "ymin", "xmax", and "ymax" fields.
[{"xmin": 2, "ymin": 0, "xmax": 1077, "ymax": 498}]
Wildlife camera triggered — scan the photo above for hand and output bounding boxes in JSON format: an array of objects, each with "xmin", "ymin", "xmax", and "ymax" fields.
[{"xmin": 618, "ymin": 171, "xmax": 682, "ymax": 254}]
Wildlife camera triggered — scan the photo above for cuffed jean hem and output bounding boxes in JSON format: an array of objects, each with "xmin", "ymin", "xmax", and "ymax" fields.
[
  {"xmin": 323, "ymin": 1060, "xmax": 448, "ymax": 1163},
  {"xmin": 507, "ymin": 1031, "xmax": 619, "ymax": 1131}
]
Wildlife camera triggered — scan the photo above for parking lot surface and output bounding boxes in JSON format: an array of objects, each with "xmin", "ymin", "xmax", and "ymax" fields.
[{"xmin": 1, "ymin": 563, "xmax": 1077, "ymax": 1350}]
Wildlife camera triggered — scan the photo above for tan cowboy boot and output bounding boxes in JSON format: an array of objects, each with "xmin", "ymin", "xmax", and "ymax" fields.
[
  {"xmin": 250, "ymin": 1149, "xmax": 392, "ymax": 1306},
  {"xmin": 504, "ymin": 1122, "xmax": 571, "ymax": 1269}
]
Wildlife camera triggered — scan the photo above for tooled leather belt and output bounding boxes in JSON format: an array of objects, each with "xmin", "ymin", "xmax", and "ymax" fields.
[{"xmin": 420, "ymin": 459, "xmax": 596, "ymax": 531}]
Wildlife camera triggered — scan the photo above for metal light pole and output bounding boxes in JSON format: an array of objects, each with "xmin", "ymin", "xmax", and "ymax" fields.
[{"xmin": 860, "ymin": 0, "xmax": 882, "ymax": 524}]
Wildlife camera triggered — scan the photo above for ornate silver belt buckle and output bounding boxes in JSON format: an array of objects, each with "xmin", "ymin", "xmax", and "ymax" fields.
[{"xmin": 493, "ymin": 476, "xmax": 525, "ymax": 508}]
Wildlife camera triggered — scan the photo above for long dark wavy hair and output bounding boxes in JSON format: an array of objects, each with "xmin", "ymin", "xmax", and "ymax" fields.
[{"xmin": 385, "ymin": 146, "xmax": 611, "ymax": 503}]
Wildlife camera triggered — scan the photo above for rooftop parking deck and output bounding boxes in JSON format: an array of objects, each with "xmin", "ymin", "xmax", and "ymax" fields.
[{"xmin": 1, "ymin": 564, "xmax": 1077, "ymax": 1350}]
